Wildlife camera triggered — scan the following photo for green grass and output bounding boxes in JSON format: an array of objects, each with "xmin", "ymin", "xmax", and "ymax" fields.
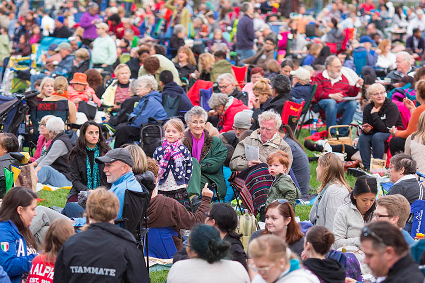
[{"xmin": 37, "ymin": 188, "xmax": 69, "ymax": 208}]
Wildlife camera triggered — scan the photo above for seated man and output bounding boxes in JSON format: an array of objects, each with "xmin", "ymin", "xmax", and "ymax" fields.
[
  {"xmin": 219, "ymin": 110, "xmax": 253, "ymax": 148},
  {"xmin": 217, "ymin": 73, "xmax": 249, "ymax": 106},
  {"xmin": 242, "ymin": 37, "xmax": 276, "ymax": 71},
  {"xmin": 230, "ymin": 110, "xmax": 293, "ymax": 172},
  {"xmin": 50, "ymin": 15, "xmax": 73, "ymax": 38},
  {"xmin": 385, "ymin": 52, "xmax": 415, "ymax": 85},
  {"xmin": 290, "ymin": 67, "xmax": 312, "ymax": 102},
  {"xmin": 95, "ymin": 148, "xmax": 144, "ymax": 220},
  {"xmin": 208, "ymin": 93, "xmax": 249, "ymax": 133},
  {"xmin": 160, "ymin": 70, "xmax": 193, "ymax": 120},
  {"xmin": 211, "ymin": 50, "xmax": 233, "ymax": 82},
  {"xmin": 312, "ymin": 55, "xmax": 363, "ymax": 134},
  {"xmin": 406, "ymin": 28, "xmax": 425, "ymax": 58},
  {"xmin": 374, "ymin": 194, "xmax": 415, "ymax": 246},
  {"xmin": 138, "ymin": 54, "xmax": 182, "ymax": 86}
]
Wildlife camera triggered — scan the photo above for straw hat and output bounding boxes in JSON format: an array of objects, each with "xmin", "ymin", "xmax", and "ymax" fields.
[{"xmin": 70, "ymin": 73, "xmax": 88, "ymax": 85}]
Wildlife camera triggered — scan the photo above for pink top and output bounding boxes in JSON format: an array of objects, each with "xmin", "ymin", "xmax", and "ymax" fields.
[
  {"xmin": 31, "ymin": 135, "xmax": 52, "ymax": 162},
  {"xmin": 67, "ymin": 85, "xmax": 101, "ymax": 109},
  {"xmin": 242, "ymin": 82, "xmax": 255, "ymax": 109}
]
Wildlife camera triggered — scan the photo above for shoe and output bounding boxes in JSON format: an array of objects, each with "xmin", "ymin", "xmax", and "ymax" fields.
[
  {"xmin": 304, "ymin": 139, "xmax": 323, "ymax": 152},
  {"xmin": 344, "ymin": 160, "xmax": 359, "ymax": 171}
]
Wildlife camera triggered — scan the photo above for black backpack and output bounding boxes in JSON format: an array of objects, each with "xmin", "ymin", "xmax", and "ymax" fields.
[{"xmin": 139, "ymin": 118, "xmax": 165, "ymax": 157}]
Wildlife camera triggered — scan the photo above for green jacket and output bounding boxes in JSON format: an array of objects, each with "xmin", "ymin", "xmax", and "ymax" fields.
[
  {"xmin": 211, "ymin": 59, "xmax": 233, "ymax": 82},
  {"xmin": 183, "ymin": 130, "xmax": 227, "ymax": 197},
  {"xmin": 266, "ymin": 173, "xmax": 301, "ymax": 211},
  {"xmin": 138, "ymin": 54, "xmax": 182, "ymax": 86}
]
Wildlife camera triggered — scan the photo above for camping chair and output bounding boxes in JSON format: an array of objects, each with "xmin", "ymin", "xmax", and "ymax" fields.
[
  {"xmin": 296, "ymin": 84, "xmax": 317, "ymax": 138},
  {"xmin": 326, "ymin": 43, "xmax": 338, "ymax": 54},
  {"xmin": 353, "ymin": 49, "xmax": 368, "ymax": 75},
  {"xmin": 281, "ymin": 100, "xmax": 305, "ymax": 133},
  {"xmin": 119, "ymin": 53, "xmax": 131, "ymax": 64},
  {"xmin": 35, "ymin": 37, "xmax": 69, "ymax": 66},
  {"xmin": 0, "ymin": 94, "xmax": 28, "ymax": 135},
  {"xmin": 231, "ymin": 66, "xmax": 248, "ymax": 89},
  {"xmin": 115, "ymin": 189, "xmax": 150, "ymax": 270},
  {"xmin": 199, "ymin": 88, "xmax": 213, "ymax": 111},
  {"xmin": 145, "ymin": 227, "xmax": 178, "ymax": 259}
]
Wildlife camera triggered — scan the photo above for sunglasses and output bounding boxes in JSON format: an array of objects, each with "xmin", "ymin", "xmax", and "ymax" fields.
[{"xmin": 362, "ymin": 226, "xmax": 385, "ymax": 245}]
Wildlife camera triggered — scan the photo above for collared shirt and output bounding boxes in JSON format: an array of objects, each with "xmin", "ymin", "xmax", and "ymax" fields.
[
  {"xmin": 322, "ymin": 70, "xmax": 342, "ymax": 86},
  {"xmin": 258, "ymin": 132, "xmax": 278, "ymax": 145},
  {"xmin": 394, "ymin": 174, "xmax": 417, "ymax": 185}
]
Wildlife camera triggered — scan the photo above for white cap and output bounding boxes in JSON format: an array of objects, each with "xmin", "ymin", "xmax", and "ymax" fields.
[{"xmin": 290, "ymin": 67, "xmax": 311, "ymax": 81}]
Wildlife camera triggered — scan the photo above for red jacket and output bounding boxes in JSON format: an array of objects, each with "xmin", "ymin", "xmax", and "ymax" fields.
[
  {"xmin": 219, "ymin": 97, "xmax": 249, "ymax": 133},
  {"xmin": 312, "ymin": 71, "xmax": 360, "ymax": 103}
]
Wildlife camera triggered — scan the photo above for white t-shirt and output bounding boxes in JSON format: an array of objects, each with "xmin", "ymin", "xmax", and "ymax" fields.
[{"xmin": 167, "ymin": 258, "xmax": 250, "ymax": 283}]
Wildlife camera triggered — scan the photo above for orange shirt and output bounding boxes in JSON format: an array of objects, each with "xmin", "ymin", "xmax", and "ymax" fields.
[{"xmin": 395, "ymin": 104, "xmax": 425, "ymax": 139}]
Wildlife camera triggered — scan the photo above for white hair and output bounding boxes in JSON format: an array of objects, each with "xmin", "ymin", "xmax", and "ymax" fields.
[
  {"xmin": 138, "ymin": 75, "xmax": 158, "ymax": 91},
  {"xmin": 185, "ymin": 106, "xmax": 208, "ymax": 124},
  {"xmin": 366, "ymin": 83, "xmax": 386, "ymax": 98},
  {"xmin": 46, "ymin": 117, "xmax": 65, "ymax": 135},
  {"xmin": 217, "ymin": 73, "xmax": 235, "ymax": 84},
  {"xmin": 397, "ymin": 51, "xmax": 411, "ymax": 64},
  {"xmin": 208, "ymin": 93, "xmax": 229, "ymax": 109},
  {"xmin": 258, "ymin": 111, "xmax": 282, "ymax": 130}
]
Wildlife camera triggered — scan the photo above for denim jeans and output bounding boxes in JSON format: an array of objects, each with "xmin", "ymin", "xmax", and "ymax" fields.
[
  {"xmin": 62, "ymin": 202, "xmax": 85, "ymax": 218},
  {"xmin": 359, "ymin": 132, "xmax": 391, "ymax": 170},
  {"xmin": 236, "ymin": 49, "xmax": 256, "ymax": 61},
  {"xmin": 37, "ymin": 166, "xmax": 72, "ymax": 187},
  {"xmin": 315, "ymin": 99, "xmax": 357, "ymax": 135}
]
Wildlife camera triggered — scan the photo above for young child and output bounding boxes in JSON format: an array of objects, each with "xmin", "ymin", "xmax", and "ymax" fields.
[
  {"xmin": 153, "ymin": 118, "xmax": 193, "ymax": 210},
  {"xmin": 68, "ymin": 72, "xmax": 101, "ymax": 108},
  {"xmin": 26, "ymin": 219, "xmax": 75, "ymax": 283},
  {"xmin": 266, "ymin": 150, "xmax": 301, "ymax": 210}
]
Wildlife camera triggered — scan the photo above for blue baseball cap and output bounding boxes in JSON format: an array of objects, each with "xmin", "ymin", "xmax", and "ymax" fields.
[
  {"xmin": 48, "ymin": 43, "xmax": 58, "ymax": 51},
  {"xmin": 359, "ymin": 35, "xmax": 375, "ymax": 45}
]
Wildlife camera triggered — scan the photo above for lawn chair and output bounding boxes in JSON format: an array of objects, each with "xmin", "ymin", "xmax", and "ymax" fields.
[
  {"xmin": 296, "ymin": 84, "xmax": 317, "ymax": 138},
  {"xmin": 231, "ymin": 65, "xmax": 248, "ymax": 89},
  {"xmin": 281, "ymin": 100, "xmax": 305, "ymax": 133},
  {"xmin": 199, "ymin": 88, "xmax": 213, "ymax": 111}
]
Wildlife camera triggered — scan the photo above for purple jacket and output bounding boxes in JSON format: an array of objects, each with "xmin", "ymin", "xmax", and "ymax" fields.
[{"xmin": 79, "ymin": 12, "xmax": 99, "ymax": 39}]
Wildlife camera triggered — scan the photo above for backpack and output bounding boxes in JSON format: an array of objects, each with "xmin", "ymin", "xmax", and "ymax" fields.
[
  {"xmin": 237, "ymin": 211, "xmax": 259, "ymax": 253},
  {"xmin": 139, "ymin": 118, "xmax": 165, "ymax": 157},
  {"xmin": 162, "ymin": 92, "xmax": 181, "ymax": 118}
]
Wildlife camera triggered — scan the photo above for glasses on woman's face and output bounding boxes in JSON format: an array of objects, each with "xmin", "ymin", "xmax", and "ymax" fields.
[
  {"xmin": 191, "ymin": 120, "xmax": 205, "ymax": 125},
  {"xmin": 370, "ymin": 91, "xmax": 386, "ymax": 97},
  {"xmin": 249, "ymin": 263, "xmax": 276, "ymax": 274}
]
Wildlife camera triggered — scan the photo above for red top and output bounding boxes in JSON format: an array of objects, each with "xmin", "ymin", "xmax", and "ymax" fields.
[
  {"xmin": 312, "ymin": 72, "xmax": 360, "ymax": 103},
  {"xmin": 219, "ymin": 97, "xmax": 249, "ymax": 133},
  {"xmin": 27, "ymin": 254, "xmax": 55, "ymax": 283},
  {"xmin": 109, "ymin": 22, "xmax": 125, "ymax": 39},
  {"xmin": 360, "ymin": 3, "xmax": 375, "ymax": 13}
]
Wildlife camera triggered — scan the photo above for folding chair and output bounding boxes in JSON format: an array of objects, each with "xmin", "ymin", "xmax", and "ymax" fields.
[
  {"xmin": 326, "ymin": 43, "xmax": 338, "ymax": 54},
  {"xmin": 231, "ymin": 66, "xmax": 248, "ymax": 89},
  {"xmin": 296, "ymin": 84, "xmax": 317, "ymax": 138},
  {"xmin": 115, "ymin": 189, "xmax": 150, "ymax": 271},
  {"xmin": 281, "ymin": 100, "xmax": 305, "ymax": 133},
  {"xmin": 199, "ymin": 88, "xmax": 213, "ymax": 111}
]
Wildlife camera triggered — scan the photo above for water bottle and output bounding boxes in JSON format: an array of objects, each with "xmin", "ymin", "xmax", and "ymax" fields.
[{"xmin": 311, "ymin": 118, "xmax": 318, "ymax": 135}]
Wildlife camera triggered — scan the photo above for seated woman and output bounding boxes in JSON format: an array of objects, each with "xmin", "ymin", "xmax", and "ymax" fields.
[
  {"xmin": 33, "ymin": 117, "xmax": 73, "ymax": 187},
  {"xmin": 31, "ymin": 115, "xmax": 54, "ymax": 162},
  {"xmin": 182, "ymin": 106, "xmax": 227, "ymax": 198},
  {"xmin": 251, "ymin": 78, "xmax": 272, "ymax": 130},
  {"xmin": 242, "ymin": 67, "xmax": 265, "ymax": 109},
  {"xmin": 70, "ymin": 48, "xmax": 90, "ymax": 79},
  {"xmin": 101, "ymin": 64, "xmax": 132, "ymax": 109},
  {"xmin": 67, "ymin": 121, "xmax": 110, "ymax": 203},
  {"xmin": 333, "ymin": 175, "xmax": 377, "ymax": 249},
  {"xmin": 390, "ymin": 79, "xmax": 425, "ymax": 154},
  {"xmin": 173, "ymin": 203, "xmax": 247, "ymax": 269},
  {"xmin": 0, "ymin": 187, "xmax": 38, "ymax": 282},
  {"xmin": 387, "ymin": 153, "xmax": 420, "ymax": 204},
  {"xmin": 250, "ymin": 200, "xmax": 304, "ymax": 257},
  {"xmin": 85, "ymin": 69, "xmax": 105, "ymax": 100},
  {"xmin": 310, "ymin": 153, "xmax": 351, "ymax": 231},
  {"xmin": 194, "ymin": 53, "xmax": 215, "ymax": 81},
  {"xmin": 169, "ymin": 24, "xmax": 186, "ymax": 58},
  {"xmin": 405, "ymin": 111, "xmax": 425, "ymax": 174},
  {"xmin": 113, "ymin": 75, "xmax": 167, "ymax": 148},
  {"xmin": 173, "ymin": 46, "xmax": 197, "ymax": 81},
  {"xmin": 37, "ymin": 77, "xmax": 54, "ymax": 101},
  {"xmin": 359, "ymin": 83, "xmax": 403, "ymax": 170},
  {"xmin": 167, "ymin": 224, "xmax": 250, "ymax": 283},
  {"xmin": 302, "ymin": 43, "xmax": 322, "ymax": 66},
  {"xmin": 326, "ymin": 18, "xmax": 344, "ymax": 45},
  {"xmin": 208, "ymin": 93, "xmax": 249, "ymax": 133},
  {"xmin": 248, "ymin": 234, "xmax": 319, "ymax": 283},
  {"xmin": 68, "ymin": 72, "xmax": 101, "ymax": 108},
  {"xmin": 302, "ymin": 226, "xmax": 346, "ymax": 282}
]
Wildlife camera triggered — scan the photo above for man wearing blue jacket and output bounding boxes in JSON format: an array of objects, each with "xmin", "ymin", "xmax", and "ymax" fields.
[{"xmin": 236, "ymin": 2, "xmax": 256, "ymax": 60}]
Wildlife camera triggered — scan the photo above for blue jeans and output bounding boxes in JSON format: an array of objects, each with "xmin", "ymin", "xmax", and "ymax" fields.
[
  {"xmin": 236, "ymin": 49, "xmax": 256, "ymax": 61},
  {"xmin": 62, "ymin": 203, "xmax": 85, "ymax": 218},
  {"xmin": 359, "ymin": 132, "xmax": 391, "ymax": 170},
  {"xmin": 315, "ymin": 99, "xmax": 357, "ymax": 135},
  {"xmin": 37, "ymin": 166, "xmax": 72, "ymax": 187}
]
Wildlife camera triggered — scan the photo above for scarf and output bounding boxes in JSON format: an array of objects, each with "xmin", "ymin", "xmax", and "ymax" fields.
[
  {"xmin": 86, "ymin": 145, "xmax": 100, "ymax": 190},
  {"xmin": 158, "ymin": 140, "xmax": 185, "ymax": 180},
  {"xmin": 52, "ymin": 90, "xmax": 69, "ymax": 99},
  {"xmin": 191, "ymin": 131, "xmax": 205, "ymax": 162}
]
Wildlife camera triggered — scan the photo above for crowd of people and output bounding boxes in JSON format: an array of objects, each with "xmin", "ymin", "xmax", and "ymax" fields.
[{"xmin": 1, "ymin": 0, "xmax": 425, "ymax": 282}]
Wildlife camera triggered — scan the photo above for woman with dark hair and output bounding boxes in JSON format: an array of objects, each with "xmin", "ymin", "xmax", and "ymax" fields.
[
  {"xmin": 85, "ymin": 69, "xmax": 105, "ymax": 100},
  {"xmin": 167, "ymin": 224, "xmax": 250, "ymax": 283},
  {"xmin": 302, "ymin": 226, "xmax": 346, "ymax": 283},
  {"xmin": 67, "ymin": 121, "xmax": 110, "ymax": 202},
  {"xmin": 0, "ymin": 187, "xmax": 38, "ymax": 283},
  {"xmin": 250, "ymin": 200, "xmax": 304, "ymax": 256},
  {"xmin": 333, "ymin": 175, "xmax": 378, "ymax": 249},
  {"xmin": 312, "ymin": 46, "xmax": 331, "ymax": 67},
  {"xmin": 108, "ymin": 13, "xmax": 125, "ymax": 39},
  {"xmin": 326, "ymin": 18, "xmax": 344, "ymax": 45}
]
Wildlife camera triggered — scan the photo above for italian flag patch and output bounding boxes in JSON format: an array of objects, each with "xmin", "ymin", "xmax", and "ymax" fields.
[{"xmin": 1, "ymin": 242, "xmax": 9, "ymax": 252}]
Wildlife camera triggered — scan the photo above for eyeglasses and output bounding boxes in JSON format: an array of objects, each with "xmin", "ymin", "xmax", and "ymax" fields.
[
  {"xmin": 190, "ymin": 120, "xmax": 205, "ymax": 125},
  {"xmin": 218, "ymin": 84, "xmax": 231, "ymax": 90},
  {"xmin": 273, "ymin": 199, "xmax": 288, "ymax": 205},
  {"xmin": 232, "ymin": 126, "xmax": 246, "ymax": 132},
  {"xmin": 249, "ymin": 263, "xmax": 276, "ymax": 274},
  {"xmin": 370, "ymin": 91, "xmax": 386, "ymax": 97},
  {"xmin": 362, "ymin": 226, "xmax": 385, "ymax": 245},
  {"xmin": 373, "ymin": 213, "xmax": 392, "ymax": 219}
]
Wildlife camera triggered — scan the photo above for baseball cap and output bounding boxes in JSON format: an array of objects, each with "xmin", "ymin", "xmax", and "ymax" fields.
[
  {"xmin": 290, "ymin": 67, "xmax": 311, "ymax": 81},
  {"xmin": 54, "ymin": 42, "xmax": 72, "ymax": 51},
  {"xmin": 359, "ymin": 35, "xmax": 375, "ymax": 45},
  {"xmin": 48, "ymin": 43, "xmax": 58, "ymax": 51},
  {"xmin": 233, "ymin": 110, "xmax": 253, "ymax": 129},
  {"xmin": 95, "ymin": 148, "xmax": 134, "ymax": 167}
]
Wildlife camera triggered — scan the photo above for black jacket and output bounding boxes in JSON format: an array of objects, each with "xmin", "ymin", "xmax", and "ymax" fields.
[
  {"xmin": 387, "ymin": 176, "xmax": 421, "ymax": 204},
  {"xmin": 53, "ymin": 222, "xmax": 150, "ymax": 283},
  {"xmin": 252, "ymin": 98, "xmax": 272, "ymax": 130},
  {"xmin": 230, "ymin": 88, "xmax": 249, "ymax": 106},
  {"xmin": 68, "ymin": 149, "xmax": 109, "ymax": 199},
  {"xmin": 264, "ymin": 91, "xmax": 292, "ymax": 114},
  {"xmin": 46, "ymin": 133, "xmax": 73, "ymax": 180},
  {"xmin": 70, "ymin": 59, "xmax": 90, "ymax": 79},
  {"xmin": 162, "ymin": 82, "xmax": 193, "ymax": 120},
  {"xmin": 127, "ymin": 57, "xmax": 142, "ymax": 79},
  {"xmin": 406, "ymin": 36, "xmax": 425, "ymax": 54},
  {"xmin": 382, "ymin": 254, "xmax": 424, "ymax": 283},
  {"xmin": 51, "ymin": 26, "xmax": 73, "ymax": 38},
  {"xmin": 108, "ymin": 96, "xmax": 140, "ymax": 127},
  {"xmin": 363, "ymin": 98, "xmax": 403, "ymax": 135},
  {"xmin": 174, "ymin": 62, "xmax": 196, "ymax": 80},
  {"xmin": 303, "ymin": 258, "xmax": 346, "ymax": 283},
  {"xmin": 134, "ymin": 171, "xmax": 156, "ymax": 194},
  {"xmin": 169, "ymin": 34, "xmax": 185, "ymax": 57}
]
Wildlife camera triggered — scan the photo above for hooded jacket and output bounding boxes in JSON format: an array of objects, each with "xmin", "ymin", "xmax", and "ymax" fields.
[
  {"xmin": 264, "ymin": 91, "xmax": 292, "ymax": 114},
  {"xmin": 303, "ymin": 258, "xmax": 346, "ymax": 283},
  {"xmin": 218, "ymin": 97, "xmax": 249, "ymax": 133},
  {"xmin": 128, "ymin": 91, "xmax": 168, "ymax": 128},
  {"xmin": 53, "ymin": 222, "xmax": 150, "ymax": 283},
  {"xmin": 0, "ymin": 221, "xmax": 37, "ymax": 283},
  {"xmin": 162, "ymin": 82, "xmax": 193, "ymax": 120}
]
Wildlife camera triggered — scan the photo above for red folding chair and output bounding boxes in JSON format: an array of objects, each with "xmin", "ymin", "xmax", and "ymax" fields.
[
  {"xmin": 326, "ymin": 43, "xmax": 338, "ymax": 54},
  {"xmin": 231, "ymin": 65, "xmax": 248, "ymax": 89},
  {"xmin": 281, "ymin": 100, "xmax": 305, "ymax": 133}
]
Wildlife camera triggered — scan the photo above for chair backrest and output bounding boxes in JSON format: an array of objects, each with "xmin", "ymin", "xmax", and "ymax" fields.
[
  {"xmin": 73, "ymin": 12, "xmax": 84, "ymax": 23},
  {"xmin": 353, "ymin": 49, "xmax": 368, "ymax": 75},
  {"xmin": 341, "ymin": 28, "xmax": 351, "ymax": 51},
  {"xmin": 35, "ymin": 100, "xmax": 69, "ymax": 124},
  {"xmin": 35, "ymin": 37, "xmax": 69, "ymax": 65},
  {"xmin": 162, "ymin": 92, "xmax": 181, "ymax": 118},
  {"xmin": 231, "ymin": 66, "xmax": 248, "ymax": 88},
  {"xmin": 281, "ymin": 100, "xmax": 305, "ymax": 133},
  {"xmin": 303, "ymin": 84, "xmax": 317, "ymax": 114},
  {"xmin": 121, "ymin": 189, "xmax": 150, "ymax": 239},
  {"xmin": 326, "ymin": 42, "xmax": 338, "ymax": 54},
  {"xmin": 199, "ymin": 88, "xmax": 213, "ymax": 111},
  {"xmin": 145, "ymin": 227, "xmax": 178, "ymax": 259}
]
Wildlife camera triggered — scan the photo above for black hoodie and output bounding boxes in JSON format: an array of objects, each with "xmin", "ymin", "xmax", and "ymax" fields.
[
  {"xmin": 303, "ymin": 258, "xmax": 346, "ymax": 283},
  {"xmin": 162, "ymin": 82, "xmax": 194, "ymax": 120},
  {"xmin": 264, "ymin": 91, "xmax": 292, "ymax": 115},
  {"xmin": 53, "ymin": 222, "xmax": 150, "ymax": 283}
]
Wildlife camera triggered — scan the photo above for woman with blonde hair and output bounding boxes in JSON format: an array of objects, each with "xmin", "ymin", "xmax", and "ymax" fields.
[
  {"xmin": 54, "ymin": 188, "xmax": 150, "ymax": 282},
  {"xmin": 252, "ymin": 78, "xmax": 272, "ymax": 130},
  {"xmin": 70, "ymin": 48, "xmax": 91, "ymax": 78},
  {"xmin": 302, "ymin": 44, "xmax": 322, "ymax": 66},
  {"xmin": 37, "ymin": 77, "xmax": 55, "ymax": 100},
  {"xmin": 195, "ymin": 53, "xmax": 215, "ymax": 81},
  {"xmin": 405, "ymin": 111, "xmax": 425, "ymax": 174},
  {"xmin": 376, "ymin": 39, "xmax": 396, "ymax": 69},
  {"xmin": 174, "ymin": 46, "xmax": 197, "ymax": 81},
  {"xmin": 309, "ymin": 153, "xmax": 351, "ymax": 231},
  {"xmin": 101, "ymin": 64, "xmax": 132, "ymax": 108}
]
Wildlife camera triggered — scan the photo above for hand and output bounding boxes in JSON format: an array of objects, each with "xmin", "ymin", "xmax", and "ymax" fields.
[
  {"xmin": 370, "ymin": 106, "xmax": 380, "ymax": 114},
  {"xmin": 32, "ymin": 161, "xmax": 38, "ymax": 167},
  {"xmin": 45, "ymin": 71, "xmax": 51, "ymax": 76},
  {"xmin": 101, "ymin": 63, "xmax": 108, "ymax": 68},
  {"xmin": 375, "ymin": 48, "xmax": 381, "ymax": 54},
  {"xmin": 252, "ymin": 98, "xmax": 260, "ymax": 109},
  {"xmin": 403, "ymin": 97, "xmax": 416, "ymax": 112},
  {"xmin": 202, "ymin": 183, "xmax": 213, "ymax": 198},
  {"xmin": 208, "ymin": 110, "xmax": 218, "ymax": 117},
  {"xmin": 34, "ymin": 166, "xmax": 41, "ymax": 175},
  {"xmin": 345, "ymin": 278, "xmax": 357, "ymax": 283},
  {"xmin": 194, "ymin": 70, "xmax": 200, "ymax": 78},
  {"xmin": 390, "ymin": 126, "xmax": 397, "ymax": 136},
  {"xmin": 356, "ymin": 78, "xmax": 364, "ymax": 86},
  {"xmin": 362, "ymin": 124, "xmax": 372, "ymax": 133},
  {"xmin": 91, "ymin": 19, "xmax": 97, "ymax": 24},
  {"xmin": 330, "ymin": 93, "xmax": 344, "ymax": 102},
  {"xmin": 248, "ymin": 160, "xmax": 261, "ymax": 167}
]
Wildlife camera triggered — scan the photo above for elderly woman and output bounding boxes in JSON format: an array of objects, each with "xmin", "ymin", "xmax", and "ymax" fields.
[
  {"xmin": 242, "ymin": 67, "xmax": 265, "ymax": 109},
  {"xmin": 183, "ymin": 106, "xmax": 228, "ymax": 198},
  {"xmin": 217, "ymin": 73, "xmax": 248, "ymax": 106},
  {"xmin": 208, "ymin": 93, "xmax": 249, "ymax": 133},
  {"xmin": 101, "ymin": 64, "xmax": 132, "ymax": 108},
  {"xmin": 114, "ymin": 75, "xmax": 167, "ymax": 148},
  {"xmin": 30, "ymin": 115, "xmax": 54, "ymax": 162},
  {"xmin": 359, "ymin": 83, "xmax": 403, "ymax": 170},
  {"xmin": 70, "ymin": 48, "xmax": 90, "ymax": 79},
  {"xmin": 252, "ymin": 78, "xmax": 272, "ymax": 130},
  {"xmin": 170, "ymin": 24, "xmax": 186, "ymax": 58},
  {"xmin": 33, "ymin": 117, "xmax": 73, "ymax": 187}
]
